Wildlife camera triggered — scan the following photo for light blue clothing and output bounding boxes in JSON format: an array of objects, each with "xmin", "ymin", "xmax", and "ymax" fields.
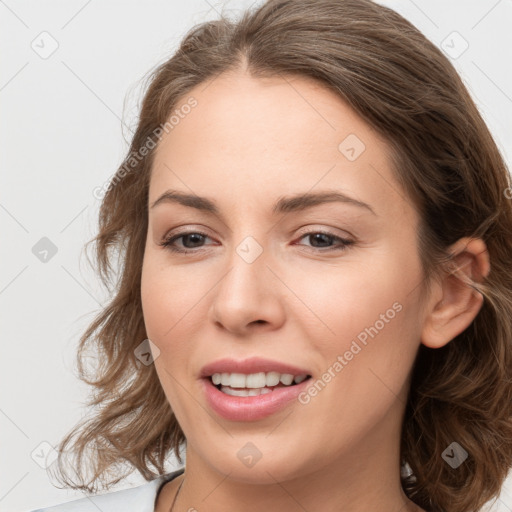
[{"xmin": 30, "ymin": 467, "xmax": 184, "ymax": 512}]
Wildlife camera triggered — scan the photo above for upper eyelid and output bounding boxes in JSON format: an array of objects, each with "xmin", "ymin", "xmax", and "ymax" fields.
[{"xmin": 162, "ymin": 225, "xmax": 214, "ymax": 240}]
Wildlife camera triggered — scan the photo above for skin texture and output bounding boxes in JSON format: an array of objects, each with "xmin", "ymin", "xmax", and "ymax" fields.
[{"xmin": 142, "ymin": 69, "xmax": 490, "ymax": 512}]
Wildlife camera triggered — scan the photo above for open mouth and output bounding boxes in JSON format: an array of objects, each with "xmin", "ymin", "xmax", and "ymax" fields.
[
  {"xmin": 209, "ymin": 374, "xmax": 312, "ymax": 397},
  {"xmin": 202, "ymin": 369, "xmax": 314, "ymax": 421}
]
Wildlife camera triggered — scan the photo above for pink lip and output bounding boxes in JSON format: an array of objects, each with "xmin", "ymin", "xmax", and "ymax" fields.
[
  {"xmin": 201, "ymin": 375, "xmax": 312, "ymax": 422},
  {"xmin": 199, "ymin": 357, "xmax": 311, "ymax": 378}
]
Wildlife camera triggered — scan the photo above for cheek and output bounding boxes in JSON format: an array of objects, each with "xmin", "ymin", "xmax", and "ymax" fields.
[
  {"xmin": 141, "ymin": 255, "xmax": 197, "ymax": 332},
  {"xmin": 287, "ymin": 249, "xmax": 422, "ymax": 393},
  {"xmin": 291, "ymin": 269, "xmax": 420, "ymax": 440},
  {"xmin": 140, "ymin": 262, "xmax": 169, "ymax": 342},
  {"xmin": 288, "ymin": 253, "xmax": 414, "ymax": 344},
  {"xmin": 140, "ymin": 258, "xmax": 201, "ymax": 412},
  {"xmin": 140, "ymin": 254, "xmax": 217, "ymax": 369}
]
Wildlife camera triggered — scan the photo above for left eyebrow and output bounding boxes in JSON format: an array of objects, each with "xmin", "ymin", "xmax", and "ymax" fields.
[
  {"xmin": 272, "ymin": 191, "xmax": 377, "ymax": 216},
  {"xmin": 150, "ymin": 189, "xmax": 377, "ymax": 216}
]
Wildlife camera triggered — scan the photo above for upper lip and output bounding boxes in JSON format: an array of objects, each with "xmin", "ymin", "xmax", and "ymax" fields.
[{"xmin": 200, "ymin": 357, "xmax": 311, "ymax": 378}]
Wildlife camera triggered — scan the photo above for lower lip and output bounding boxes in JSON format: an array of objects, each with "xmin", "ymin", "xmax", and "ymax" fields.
[{"xmin": 201, "ymin": 377, "xmax": 312, "ymax": 422}]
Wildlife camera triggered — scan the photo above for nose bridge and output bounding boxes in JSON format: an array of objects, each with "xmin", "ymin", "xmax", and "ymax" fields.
[
  {"xmin": 220, "ymin": 233, "xmax": 269, "ymax": 304},
  {"xmin": 209, "ymin": 231, "xmax": 285, "ymax": 332}
]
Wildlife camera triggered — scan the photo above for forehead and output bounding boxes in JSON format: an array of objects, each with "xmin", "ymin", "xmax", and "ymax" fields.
[{"xmin": 149, "ymin": 70, "xmax": 412, "ymax": 221}]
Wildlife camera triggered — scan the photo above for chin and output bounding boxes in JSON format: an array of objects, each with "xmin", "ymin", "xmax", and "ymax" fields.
[{"xmin": 206, "ymin": 449, "xmax": 311, "ymax": 485}]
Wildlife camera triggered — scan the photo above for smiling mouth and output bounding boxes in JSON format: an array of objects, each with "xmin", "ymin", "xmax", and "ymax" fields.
[{"xmin": 208, "ymin": 373, "xmax": 312, "ymax": 397}]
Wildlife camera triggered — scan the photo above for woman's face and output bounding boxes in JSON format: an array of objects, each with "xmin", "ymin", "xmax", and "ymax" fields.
[{"xmin": 141, "ymin": 70, "xmax": 428, "ymax": 483}]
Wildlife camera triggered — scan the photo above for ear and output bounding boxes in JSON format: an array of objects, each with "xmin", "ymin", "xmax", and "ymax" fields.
[{"xmin": 421, "ymin": 237, "xmax": 490, "ymax": 349}]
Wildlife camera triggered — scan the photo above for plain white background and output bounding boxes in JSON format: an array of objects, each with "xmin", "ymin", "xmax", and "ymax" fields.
[{"xmin": 1, "ymin": 1, "xmax": 511, "ymax": 511}]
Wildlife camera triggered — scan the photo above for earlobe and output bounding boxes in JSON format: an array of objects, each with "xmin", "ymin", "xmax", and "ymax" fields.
[{"xmin": 421, "ymin": 237, "xmax": 490, "ymax": 349}]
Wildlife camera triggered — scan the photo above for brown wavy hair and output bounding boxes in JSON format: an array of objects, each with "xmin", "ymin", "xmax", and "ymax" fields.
[{"xmin": 50, "ymin": 1, "xmax": 512, "ymax": 510}]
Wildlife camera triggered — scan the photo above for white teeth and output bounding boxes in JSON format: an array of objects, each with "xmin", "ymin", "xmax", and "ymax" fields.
[
  {"xmin": 280, "ymin": 374, "xmax": 294, "ymax": 386},
  {"xmin": 220, "ymin": 372, "xmax": 233, "ymax": 386},
  {"xmin": 243, "ymin": 372, "xmax": 263, "ymax": 387},
  {"xmin": 223, "ymin": 372, "xmax": 246, "ymax": 387},
  {"xmin": 264, "ymin": 371, "xmax": 281, "ymax": 387},
  {"xmin": 220, "ymin": 386, "xmax": 273, "ymax": 397},
  {"xmin": 210, "ymin": 371, "xmax": 309, "ymax": 388}
]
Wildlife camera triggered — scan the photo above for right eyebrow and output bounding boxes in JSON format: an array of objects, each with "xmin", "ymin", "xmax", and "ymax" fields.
[{"xmin": 150, "ymin": 190, "xmax": 219, "ymax": 214}]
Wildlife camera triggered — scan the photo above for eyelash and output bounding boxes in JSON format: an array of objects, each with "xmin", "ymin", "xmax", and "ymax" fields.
[{"xmin": 159, "ymin": 229, "xmax": 354, "ymax": 254}]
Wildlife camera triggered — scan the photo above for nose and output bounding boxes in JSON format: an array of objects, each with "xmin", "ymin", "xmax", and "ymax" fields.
[{"xmin": 208, "ymin": 240, "xmax": 286, "ymax": 336}]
